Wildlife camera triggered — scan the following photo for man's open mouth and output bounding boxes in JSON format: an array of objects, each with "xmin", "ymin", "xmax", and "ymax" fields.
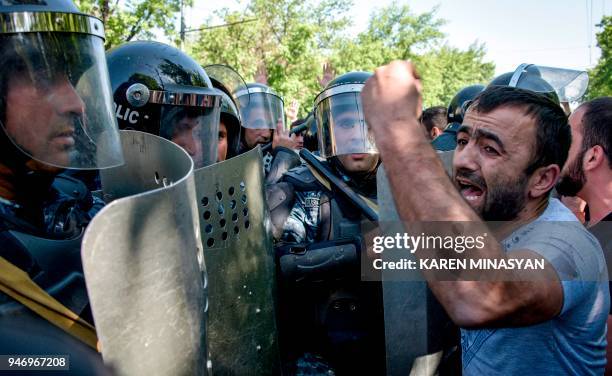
[{"xmin": 456, "ymin": 177, "xmax": 485, "ymax": 202}]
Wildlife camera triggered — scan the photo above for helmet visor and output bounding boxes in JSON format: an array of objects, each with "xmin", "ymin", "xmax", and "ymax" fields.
[
  {"xmin": 511, "ymin": 64, "xmax": 589, "ymax": 102},
  {"xmin": 159, "ymin": 104, "xmax": 220, "ymax": 169},
  {"xmin": 0, "ymin": 32, "xmax": 123, "ymax": 170},
  {"xmin": 238, "ymin": 92, "xmax": 285, "ymax": 130},
  {"xmin": 315, "ymin": 92, "xmax": 377, "ymax": 157},
  {"xmin": 204, "ymin": 64, "xmax": 249, "ymax": 108},
  {"xmin": 533, "ymin": 65, "xmax": 589, "ymax": 102}
]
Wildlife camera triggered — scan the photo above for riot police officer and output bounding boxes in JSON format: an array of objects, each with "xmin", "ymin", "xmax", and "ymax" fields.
[
  {"xmin": 203, "ymin": 64, "xmax": 248, "ymax": 162},
  {"xmin": 106, "ymin": 40, "xmax": 222, "ymax": 169},
  {"xmin": 234, "ymin": 82, "xmax": 301, "ymax": 183},
  {"xmin": 0, "ymin": 0, "xmax": 123, "ymax": 360},
  {"xmin": 268, "ymin": 71, "xmax": 385, "ymax": 375}
]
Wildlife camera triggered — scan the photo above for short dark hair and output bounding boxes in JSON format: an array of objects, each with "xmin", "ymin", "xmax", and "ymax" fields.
[
  {"xmin": 579, "ymin": 97, "xmax": 612, "ymax": 168},
  {"xmin": 470, "ymin": 86, "xmax": 570, "ymax": 175},
  {"xmin": 421, "ymin": 106, "xmax": 447, "ymax": 133}
]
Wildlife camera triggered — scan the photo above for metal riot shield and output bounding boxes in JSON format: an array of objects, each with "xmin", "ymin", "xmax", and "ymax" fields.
[
  {"xmin": 194, "ymin": 146, "xmax": 280, "ymax": 374},
  {"xmin": 377, "ymin": 165, "xmax": 457, "ymax": 376},
  {"xmin": 81, "ymin": 130, "xmax": 207, "ymax": 376}
]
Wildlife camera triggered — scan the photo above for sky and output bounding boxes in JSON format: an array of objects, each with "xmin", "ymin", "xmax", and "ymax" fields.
[{"xmin": 183, "ymin": 0, "xmax": 610, "ymax": 75}]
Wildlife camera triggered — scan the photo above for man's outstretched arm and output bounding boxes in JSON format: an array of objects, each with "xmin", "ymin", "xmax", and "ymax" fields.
[{"xmin": 360, "ymin": 61, "xmax": 562, "ymax": 327}]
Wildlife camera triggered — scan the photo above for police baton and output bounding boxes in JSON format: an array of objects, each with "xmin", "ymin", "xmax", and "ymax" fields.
[
  {"xmin": 299, "ymin": 149, "xmax": 379, "ymax": 222},
  {"xmin": 260, "ymin": 123, "xmax": 309, "ymax": 154}
]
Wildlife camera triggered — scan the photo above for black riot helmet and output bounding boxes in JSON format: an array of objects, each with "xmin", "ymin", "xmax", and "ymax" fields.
[
  {"xmin": 447, "ymin": 84, "xmax": 485, "ymax": 124},
  {"xmin": 0, "ymin": 0, "xmax": 124, "ymax": 170},
  {"xmin": 313, "ymin": 71, "xmax": 377, "ymax": 158},
  {"xmin": 106, "ymin": 41, "xmax": 222, "ymax": 169},
  {"xmin": 488, "ymin": 64, "xmax": 589, "ymax": 105}
]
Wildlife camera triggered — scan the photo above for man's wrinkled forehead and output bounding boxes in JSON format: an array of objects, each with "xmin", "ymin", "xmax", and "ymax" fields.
[{"xmin": 461, "ymin": 105, "xmax": 537, "ymax": 149}]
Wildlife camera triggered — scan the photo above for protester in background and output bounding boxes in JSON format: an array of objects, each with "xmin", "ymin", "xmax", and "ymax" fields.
[
  {"xmin": 421, "ymin": 105, "xmax": 447, "ymax": 140},
  {"xmin": 433, "ymin": 84, "xmax": 485, "ymax": 151},
  {"xmin": 556, "ymin": 96, "xmax": 612, "ymax": 374}
]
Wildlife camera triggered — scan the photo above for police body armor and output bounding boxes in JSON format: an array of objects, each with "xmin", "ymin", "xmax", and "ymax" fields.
[
  {"xmin": 0, "ymin": 175, "xmax": 101, "ymax": 357},
  {"xmin": 194, "ymin": 146, "xmax": 281, "ymax": 375},
  {"xmin": 270, "ymin": 162, "xmax": 385, "ymax": 375},
  {"xmin": 81, "ymin": 130, "xmax": 208, "ymax": 375}
]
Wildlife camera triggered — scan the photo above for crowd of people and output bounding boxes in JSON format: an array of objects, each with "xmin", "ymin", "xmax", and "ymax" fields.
[{"xmin": 0, "ymin": 0, "xmax": 611, "ymax": 375}]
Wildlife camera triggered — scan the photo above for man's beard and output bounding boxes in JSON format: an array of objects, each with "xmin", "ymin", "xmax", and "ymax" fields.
[
  {"xmin": 456, "ymin": 168, "xmax": 529, "ymax": 221},
  {"xmin": 481, "ymin": 174, "xmax": 529, "ymax": 221},
  {"xmin": 556, "ymin": 149, "xmax": 586, "ymax": 197}
]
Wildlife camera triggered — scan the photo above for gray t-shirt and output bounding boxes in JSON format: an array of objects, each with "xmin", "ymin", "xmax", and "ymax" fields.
[{"xmin": 462, "ymin": 198, "xmax": 610, "ymax": 375}]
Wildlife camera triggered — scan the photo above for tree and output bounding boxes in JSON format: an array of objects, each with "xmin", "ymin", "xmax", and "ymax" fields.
[
  {"xmin": 331, "ymin": 3, "xmax": 494, "ymax": 107},
  {"xmin": 587, "ymin": 16, "xmax": 612, "ymax": 99},
  {"xmin": 330, "ymin": 3, "xmax": 445, "ymax": 73},
  {"xmin": 75, "ymin": 0, "xmax": 187, "ymax": 49},
  {"xmin": 415, "ymin": 44, "xmax": 494, "ymax": 108},
  {"xmin": 190, "ymin": 0, "xmax": 352, "ymax": 116},
  {"xmin": 191, "ymin": 1, "xmax": 493, "ymax": 113}
]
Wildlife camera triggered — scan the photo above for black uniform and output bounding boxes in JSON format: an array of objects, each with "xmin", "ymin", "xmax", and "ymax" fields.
[
  {"xmin": 0, "ymin": 174, "xmax": 104, "ymax": 356},
  {"xmin": 268, "ymin": 160, "xmax": 385, "ymax": 375}
]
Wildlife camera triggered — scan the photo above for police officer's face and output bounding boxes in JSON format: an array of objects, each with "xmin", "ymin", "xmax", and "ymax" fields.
[
  {"xmin": 337, "ymin": 153, "xmax": 379, "ymax": 173},
  {"xmin": 244, "ymin": 128, "xmax": 272, "ymax": 149},
  {"xmin": 245, "ymin": 107, "xmax": 272, "ymax": 130},
  {"xmin": 453, "ymin": 107, "xmax": 538, "ymax": 221},
  {"xmin": 333, "ymin": 111, "xmax": 378, "ymax": 173},
  {"xmin": 171, "ymin": 115, "xmax": 203, "ymax": 167},
  {"xmin": 217, "ymin": 121, "xmax": 228, "ymax": 162},
  {"xmin": 293, "ymin": 131, "xmax": 304, "ymax": 150},
  {"xmin": 4, "ymin": 72, "xmax": 85, "ymax": 168}
]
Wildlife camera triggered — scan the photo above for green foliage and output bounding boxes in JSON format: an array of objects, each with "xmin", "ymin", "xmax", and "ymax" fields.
[
  {"xmin": 190, "ymin": 0, "xmax": 351, "ymax": 116},
  {"xmin": 587, "ymin": 16, "xmax": 612, "ymax": 99},
  {"xmin": 416, "ymin": 43, "xmax": 495, "ymax": 108},
  {"xmin": 75, "ymin": 0, "xmax": 188, "ymax": 49},
  {"xmin": 86, "ymin": 0, "xmax": 495, "ymax": 113},
  {"xmin": 330, "ymin": 3, "xmax": 493, "ymax": 108},
  {"xmin": 330, "ymin": 4, "xmax": 445, "ymax": 72}
]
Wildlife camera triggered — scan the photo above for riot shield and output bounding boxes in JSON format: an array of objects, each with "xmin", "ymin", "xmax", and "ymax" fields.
[
  {"xmin": 194, "ymin": 146, "xmax": 280, "ymax": 374},
  {"xmin": 81, "ymin": 130, "xmax": 207, "ymax": 376},
  {"xmin": 377, "ymin": 166, "xmax": 457, "ymax": 376}
]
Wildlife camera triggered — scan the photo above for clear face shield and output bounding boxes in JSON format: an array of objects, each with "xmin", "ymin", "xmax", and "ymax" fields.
[
  {"xmin": 204, "ymin": 64, "xmax": 249, "ymax": 112},
  {"xmin": 0, "ymin": 21, "xmax": 123, "ymax": 170},
  {"xmin": 314, "ymin": 88, "xmax": 377, "ymax": 158},
  {"xmin": 510, "ymin": 64, "xmax": 589, "ymax": 103},
  {"xmin": 204, "ymin": 64, "xmax": 245, "ymax": 159},
  {"xmin": 156, "ymin": 86, "xmax": 221, "ymax": 169},
  {"xmin": 235, "ymin": 88, "xmax": 285, "ymax": 131}
]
